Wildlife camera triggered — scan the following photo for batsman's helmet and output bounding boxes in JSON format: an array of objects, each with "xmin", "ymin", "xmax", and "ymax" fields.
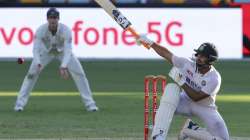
[
  {"xmin": 47, "ymin": 8, "xmax": 59, "ymax": 19},
  {"xmin": 194, "ymin": 42, "xmax": 218, "ymax": 64}
]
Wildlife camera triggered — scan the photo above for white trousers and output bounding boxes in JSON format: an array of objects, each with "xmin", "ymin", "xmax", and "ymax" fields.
[
  {"xmin": 175, "ymin": 93, "xmax": 230, "ymax": 140},
  {"xmin": 15, "ymin": 53, "xmax": 96, "ymax": 108}
]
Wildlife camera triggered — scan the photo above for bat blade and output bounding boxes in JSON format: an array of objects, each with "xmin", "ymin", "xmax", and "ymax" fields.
[{"xmin": 94, "ymin": 0, "xmax": 150, "ymax": 49}]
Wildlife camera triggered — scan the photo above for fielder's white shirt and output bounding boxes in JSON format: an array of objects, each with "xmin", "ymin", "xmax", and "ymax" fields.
[
  {"xmin": 172, "ymin": 55, "xmax": 221, "ymax": 108},
  {"xmin": 33, "ymin": 23, "xmax": 72, "ymax": 68}
]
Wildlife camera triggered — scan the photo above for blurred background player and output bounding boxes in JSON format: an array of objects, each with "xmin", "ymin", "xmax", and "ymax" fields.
[
  {"xmin": 14, "ymin": 7, "xmax": 98, "ymax": 112},
  {"xmin": 137, "ymin": 36, "xmax": 229, "ymax": 140}
]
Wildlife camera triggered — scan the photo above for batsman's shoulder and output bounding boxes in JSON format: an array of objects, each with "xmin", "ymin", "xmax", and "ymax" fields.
[{"xmin": 211, "ymin": 67, "xmax": 221, "ymax": 81}]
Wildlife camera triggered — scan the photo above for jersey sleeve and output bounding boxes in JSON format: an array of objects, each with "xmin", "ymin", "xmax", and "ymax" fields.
[
  {"xmin": 201, "ymin": 75, "xmax": 221, "ymax": 96},
  {"xmin": 171, "ymin": 55, "xmax": 189, "ymax": 69},
  {"xmin": 32, "ymin": 27, "xmax": 43, "ymax": 64},
  {"xmin": 60, "ymin": 26, "xmax": 72, "ymax": 68}
]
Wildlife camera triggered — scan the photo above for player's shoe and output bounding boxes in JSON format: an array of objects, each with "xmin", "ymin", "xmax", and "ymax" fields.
[
  {"xmin": 152, "ymin": 130, "xmax": 165, "ymax": 140},
  {"xmin": 152, "ymin": 135, "xmax": 164, "ymax": 140},
  {"xmin": 178, "ymin": 119, "xmax": 199, "ymax": 140},
  {"xmin": 86, "ymin": 103, "xmax": 99, "ymax": 112},
  {"xmin": 14, "ymin": 105, "xmax": 24, "ymax": 112}
]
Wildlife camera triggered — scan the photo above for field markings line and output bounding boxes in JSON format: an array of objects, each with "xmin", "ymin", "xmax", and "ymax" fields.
[
  {"xmin": 0, "ymin": 137, "xmax": 249, "ymax": 140},
  {"xmin": 1, "ymin": 92, "xmax": 250, "ymax": 102}
]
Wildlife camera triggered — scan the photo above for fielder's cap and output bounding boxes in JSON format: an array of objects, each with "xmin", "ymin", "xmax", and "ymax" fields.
[{"xmin": 47, "ymin": 7, "xmax": 59, "ymax": 18}]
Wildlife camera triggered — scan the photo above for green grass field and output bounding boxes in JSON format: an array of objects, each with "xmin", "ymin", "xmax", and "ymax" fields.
[{"xmin": 0, "ymin": 60, "xmax": 249, "ymax": 139}]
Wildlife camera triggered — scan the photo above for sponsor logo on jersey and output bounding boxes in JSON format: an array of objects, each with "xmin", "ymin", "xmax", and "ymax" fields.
[
  {"xmin": 187, "ymin": 69, "xmax": 193, "ymax": 77},
  {"xmin": 186, "ymin": 77, "xmax": 201, "ymax": 91}
]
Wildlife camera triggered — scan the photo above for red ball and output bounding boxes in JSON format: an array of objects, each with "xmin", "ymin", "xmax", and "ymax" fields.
[{"xmin": 17, "ymin": 58, "xmax": 24, "ymax": 64}]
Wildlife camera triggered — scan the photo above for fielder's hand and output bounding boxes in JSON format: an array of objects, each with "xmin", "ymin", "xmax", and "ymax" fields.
[
  {"xmin": 168, "ymin": 67, "xmax": 185, "ymax": 86},
  {"xmin": 59, "ymin": 67, "xmax": 69, "ymax": 80},
  {"xmin": 37, "ymin": 64, "xmax": 42, "ymax": 72},
  {"xmin": 136, "ymin": 34, "xmax": 154, "ymax": 47}
]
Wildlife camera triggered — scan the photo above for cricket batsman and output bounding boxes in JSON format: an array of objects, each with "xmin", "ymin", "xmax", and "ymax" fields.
[
  {"xmin": 137, "ymin": 35, "xmax": 229, "ymax": 140},
  {"xmin": 14, "ymin": 8, "xmax": 98, "ymax": 112}
]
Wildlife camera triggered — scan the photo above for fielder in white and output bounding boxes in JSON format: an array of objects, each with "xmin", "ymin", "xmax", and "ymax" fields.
[
  {"xmin": 137, "ymin": 36, "xmax": 229, "ymax": 140},
  {"xmin": 14, "ymin": 8, "xmax": 98, "ymax": 112}
]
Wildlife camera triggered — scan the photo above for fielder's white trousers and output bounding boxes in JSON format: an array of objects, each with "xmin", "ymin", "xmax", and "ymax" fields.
[
  {"xmin": 15, "ymin": 53, "xmax": 96, "ymax": 109},
  {"xmin": 175, "ymin": 93, "xmax": 230, "ymax": 140}
]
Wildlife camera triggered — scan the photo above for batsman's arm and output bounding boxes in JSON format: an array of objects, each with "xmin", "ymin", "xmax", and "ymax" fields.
[
  {"xmin": 181, "ymin": 84, "xmax": 210, "ymax": 101},
  {"xmin": 182, "ymin": 77, "xmax": 219, "ymax": 102},
  {"xmin": 138, "ymin": 35, "xmax": 173, "ymax": 64},
  {"xmin": 168, "ymin": 67, "xmax": 210, "ymax": 101},
  {"xmin": 151, "ymin": 43, "xmax": 173, "ymax": 64}
]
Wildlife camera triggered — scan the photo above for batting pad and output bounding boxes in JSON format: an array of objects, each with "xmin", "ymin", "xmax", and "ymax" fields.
[{"xmin": 152, "ymin": 83, "xmax": 181, "ymax": 139}]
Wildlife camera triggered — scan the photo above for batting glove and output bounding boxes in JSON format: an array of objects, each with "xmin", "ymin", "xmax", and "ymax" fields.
[{"xmin": 136, "ymin": 34, "xmax": 154, "ymax": 47}]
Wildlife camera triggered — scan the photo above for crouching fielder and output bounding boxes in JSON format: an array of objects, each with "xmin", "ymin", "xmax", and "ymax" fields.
[
  {"xmin": 137, "ymin": 35, "xmax": 229, "ymax": 140},
  {"xmin": 14, "ymin": 8, "xmax": 98, "ymax": 112}
]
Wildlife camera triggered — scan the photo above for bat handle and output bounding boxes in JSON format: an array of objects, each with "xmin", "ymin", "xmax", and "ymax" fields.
[{"xmin": 127, "ymin": 27, "xmax": 150, "ymax": 49}]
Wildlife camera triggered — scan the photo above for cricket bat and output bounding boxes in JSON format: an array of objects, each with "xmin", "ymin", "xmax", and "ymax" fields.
[{"xmin": 94, "ymin": 0, "xmax": 150, "ymax": 49}]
